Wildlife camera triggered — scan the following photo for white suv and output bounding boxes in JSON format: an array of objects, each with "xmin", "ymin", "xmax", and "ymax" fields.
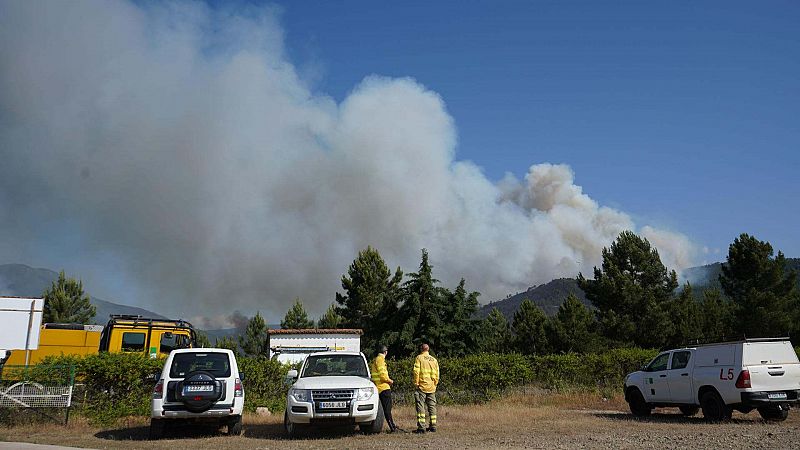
[
  {"xmin": 150, "ymin": 348, "xmax": 245, "ymax": 439},
  {"xmin": 284, "ymin": 351, "xmax": 383, "ymax": 436}
]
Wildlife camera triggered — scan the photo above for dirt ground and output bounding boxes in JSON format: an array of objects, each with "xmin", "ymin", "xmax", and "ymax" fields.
[{"xmin": 1, "ymin": 392, "xmax": 799, "ymax": 449}]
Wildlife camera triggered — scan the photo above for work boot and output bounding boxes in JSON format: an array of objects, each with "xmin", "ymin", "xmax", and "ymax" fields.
[
  {"xmin": 427, "ymin": 426, "xmax": 437, "ymax": 432},
  {"xmin": 413, "ymin": 427, "xmax": 426, "ymax": 434}
]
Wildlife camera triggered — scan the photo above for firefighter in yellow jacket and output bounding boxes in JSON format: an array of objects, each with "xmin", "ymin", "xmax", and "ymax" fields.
[
  {"xmin": 370, "ymin": 345, "xmax": 397, "ymax": 432},
  {"xmin": 413, "ymin": 343, "xmax": 439, "ymax": 433}
]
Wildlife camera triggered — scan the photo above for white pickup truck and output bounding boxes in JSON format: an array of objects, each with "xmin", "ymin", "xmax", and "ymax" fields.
[{"xmin": 624, "ymin": 338, "xmax": 800, "ymax": 422}]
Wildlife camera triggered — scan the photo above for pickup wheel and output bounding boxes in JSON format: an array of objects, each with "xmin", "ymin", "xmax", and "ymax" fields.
[
  {"xmin": 758, "ymin": 405, "xmax": 789, "ymax": 422},
  {"xmin": 627, "ymin": 388, "xmax": 651, "ymax": 417},
  {"xmin": 679, "ymin": 406, "xmax": 699, "ymax": 417},
  {"xmin": 700, "ymin": 391, "xmax": 732, "ymax": 422},
  {"xmin": 360, "ymin": 401, "xmax": 385, "ymax": 434}
]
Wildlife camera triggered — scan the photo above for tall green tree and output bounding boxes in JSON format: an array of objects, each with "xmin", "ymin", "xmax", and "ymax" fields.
[
  {"xmin": 699, "ymin": 288, "xmax": 734, "ymax": 341},
  {"xmin": 239, "ymin": 312, "xmax": 267, "ymax": 357},
  {"xmin": 317, "ymin": 304, "xmax": 343, "ymax": 329},
  {"xmin": 664, "ymin": 283, "xmax": 703, "ymax": 348},
  {"xmin": 512, "ymin": 299, "xmax": 549, "ymax": 354},
  {"xmin": 195, "ymin": 331, "xmax": 211, "ymax": 348},
  {"xmin": 577, "ymin": 231, "xmax": 678, "ymax": 348},
  {"xmin": 281, "ymin": 299, "xmax": 314, "ymax": 329},
  {"xmin": 439, "ymin": 279, "xmax": 481, "ymax": 356},
  {"xmin": 547, "ymin": 294, "xmax": 599, "ymax": 353},
  {"xmin": 719, "ymin": 233, "xmax": 798, "ymax": 337},
  {"xmin": 394, "ymin": 249, "xmax": 447, "ymax": 355},
  {"xmin": 42, "ymin": 271, "xmax": 96, "ymax": 324},
  {"xmin": 336, "ymin": 246, "xmax": 403, "ymax": 350},
  {"xmin": 478, "ymin": 308, "xmax": 513, "ymax": 353}
]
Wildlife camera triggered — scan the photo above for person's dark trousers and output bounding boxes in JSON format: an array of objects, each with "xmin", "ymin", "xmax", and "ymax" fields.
[{"xmin": 379, "ymin": 389, "xmax": 397, "ymax": 431}]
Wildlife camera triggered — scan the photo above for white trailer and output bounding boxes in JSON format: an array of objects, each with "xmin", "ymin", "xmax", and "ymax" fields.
[
  {"xmin": 268, "ymin": 329, "xmax": 362, "ymax": 364},
  {"xmin": 0, "ymin": 296, "xmax": 45, "ymax": 366}
]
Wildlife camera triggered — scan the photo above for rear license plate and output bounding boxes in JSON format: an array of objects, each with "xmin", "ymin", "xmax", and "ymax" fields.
[
  {"xmin": 187, "ymin": 385, "xmax": 213, "ymax": 392},
  {"xmin": 768, "ymin": 392, "xmax": 787, "ymax": 400},
  {"xmin": 319, "ymin": 401, "xmax": 347, "ymax": 409}
]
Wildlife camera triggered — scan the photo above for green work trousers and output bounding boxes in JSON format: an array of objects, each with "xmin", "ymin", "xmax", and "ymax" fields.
[{"xmin": 414, "ymin": 389, "xmax": 437, "ymax": 428}]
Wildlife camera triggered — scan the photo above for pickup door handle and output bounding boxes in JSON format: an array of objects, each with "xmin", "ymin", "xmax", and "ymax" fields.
[
  {"xmin": 681, "ymin": 373, "xmax": 689, "ymax": 377},
  {"xmin": 659, "ymin": 374, "xmax": 667, "ymax": 378}
]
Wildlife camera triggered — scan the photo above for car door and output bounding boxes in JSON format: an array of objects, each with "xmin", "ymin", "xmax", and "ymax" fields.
[
  {"xmin": 643, "ymin": 352, "xmax": 672, "ymax": 403},
  {"xmin": 666, "ymin": 350, "xmax": 693, "ymax": 404}
]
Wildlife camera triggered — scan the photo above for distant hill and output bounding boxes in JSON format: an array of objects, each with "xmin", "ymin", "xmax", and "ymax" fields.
[
  {"xmin": 0, "ymin": 263, "xmax": 167, "ymax": 324},
  {"xmin": 478, "ymin": 278, "xmax": 589, "ymax": 320},
  {"xmin": 683, "ymin": 258, "xmax": 800, "ymax": 291}
]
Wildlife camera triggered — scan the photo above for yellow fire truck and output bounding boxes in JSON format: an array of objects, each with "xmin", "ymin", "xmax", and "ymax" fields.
[{"xmin": 5, "ymin": 315, "xmax": 196, "ymax": 366}]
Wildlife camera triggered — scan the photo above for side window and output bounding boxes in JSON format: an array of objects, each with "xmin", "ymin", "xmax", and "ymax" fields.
[
  {"xmin": 671, "ymin": 351, "xmax": 691, "ymax": 370},
  {"xmin": 647, "ymin": 352, "xmax": 670, "ymax": 372},
  {"xmin": 121, "ymin": 332, "xmax": 146, "ymax": 352}
]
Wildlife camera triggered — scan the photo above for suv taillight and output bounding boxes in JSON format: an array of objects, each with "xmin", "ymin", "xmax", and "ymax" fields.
[
  {"xmin": 735, "ymin": 369, "xmax": 751, "ymax": 389},
  {"xmin": 234, "ymin": 377, "xmax": 243, "ymax": 397},
  {"xmin": 153, "ymin": 379, "xmax": 164, "ymax": 399}
]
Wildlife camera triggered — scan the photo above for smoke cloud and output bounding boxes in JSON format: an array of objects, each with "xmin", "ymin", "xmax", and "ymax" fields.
[{"xmin": 0, "ymin": 1, "xmax": 697, "ymax": 324}]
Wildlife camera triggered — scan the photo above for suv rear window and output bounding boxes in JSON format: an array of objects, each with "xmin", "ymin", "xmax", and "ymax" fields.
[
  {"xmin": 301, "ymin": 355, "xmax": 368, "ymax": 378},
  {"xmin": 170, "ymin": 352, "xmax": 231, "ymax": 378}
]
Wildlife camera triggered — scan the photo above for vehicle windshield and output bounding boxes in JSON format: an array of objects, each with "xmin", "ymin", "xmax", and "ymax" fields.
[
  {"xmin": 170, "ymin": 352, "xmax": 231, "ymax": 378},
  {"xmin": 301, "ymin": 354, "xmax": 368, "ymax": 378}
]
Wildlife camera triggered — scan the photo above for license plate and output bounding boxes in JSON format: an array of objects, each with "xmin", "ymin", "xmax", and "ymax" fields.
[
  {"xmin": 768, "ymin": 392, "xmax": 787, "ymax": 400},
  {"xmin": 187, "ymin": 385, "xmax": 213, "ymax": 392},
  {"xmin": 319, "ymin": 401, "xmax": 347, "ymax": 409}
]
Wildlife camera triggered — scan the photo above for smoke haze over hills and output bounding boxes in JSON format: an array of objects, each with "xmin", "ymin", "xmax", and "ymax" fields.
[{"xmin": 0, "ymin": 1, "xmax": 697, "ymax": 325}]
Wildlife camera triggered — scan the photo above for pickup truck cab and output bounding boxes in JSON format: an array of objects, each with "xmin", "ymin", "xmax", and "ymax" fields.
[
  {"xmin": 625, "ymin": 338, "xmax": 800, "ymax": 421},
  {"xmin": 284, "ymin": 351, "xmax": 382, "ymax": 436}
]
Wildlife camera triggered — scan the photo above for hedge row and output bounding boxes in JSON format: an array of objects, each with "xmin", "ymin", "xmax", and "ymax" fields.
[{"xmin": 7, "ymin": 348, "xmax": 657, "ymax": 424}]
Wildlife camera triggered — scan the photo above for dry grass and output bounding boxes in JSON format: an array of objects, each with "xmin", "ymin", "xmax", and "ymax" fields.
[{"xmin": 1, "ymin": 391, "xmax": 799, "ymax": 449}]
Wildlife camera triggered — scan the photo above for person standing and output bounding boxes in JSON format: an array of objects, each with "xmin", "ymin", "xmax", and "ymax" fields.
[
  {"xmin": 413, "ymin": 343, "xmax": 439, "ymax": 433},
  {"xmin": 370, "ymin": 345, "xmax": 397, "ymax": 432}
]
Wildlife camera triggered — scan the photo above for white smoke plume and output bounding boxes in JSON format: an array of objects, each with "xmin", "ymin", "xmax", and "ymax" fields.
[{"xmin": 0, "ymin": 1, "xmax": 698, "ymax": 324}]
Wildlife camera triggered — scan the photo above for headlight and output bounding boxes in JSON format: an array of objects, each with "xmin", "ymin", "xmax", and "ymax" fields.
[
  {"xmin": 290, "ymin": 388, "xmax": 310, "ymax": 402},
  {"xmin": 356, "ymin": 387, "xmax": 374, "ymax": 401}
]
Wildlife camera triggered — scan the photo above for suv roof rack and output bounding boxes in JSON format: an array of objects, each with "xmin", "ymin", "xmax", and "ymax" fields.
[{"xmin": 683, "ymin": 336, "xmax": 791, "ymax": 348}]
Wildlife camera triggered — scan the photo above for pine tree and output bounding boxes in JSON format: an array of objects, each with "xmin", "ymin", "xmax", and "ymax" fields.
[
  {"xmin": 281, "ymin": 299, "xmax": 314, "ymax": 329},
  {"xmin": 440, "ymin": 279, "xmax": 481, "ymax": 356},
  {"xmin": 699, "ymin": 288, "xmax": 734, "ymax": 341},
  {"xmin": 336, "ymin": 246, "xmax": 403, "ymax": 350},
  {"xmin": 577, "ymin": 231, "xmax": 678, "ymax": 348},
  {"xmin": 665, "ymin": 283, "xmax": 703, "ymax": 348},
  {"xmin": 395, "ymin": 249, "xmax": 446, "ymax": 355},
  {"xmin": 547, "ymin": 293, "xmax": 599, "ymax": 353},
  {"xmin": 478, "ymin": 308, "xmax": 513, "ymax": 353},
  {"xmin": 512, "ymin": 299, "xmax": 549, "ymax": 354},
  {"xmin": 195, "ymin": 331, "xmax": 211, "ymax": 348},
  {"xmin": 719, "ymin": 233, "xmax": 798, "ymax": 338},
  {"xmin": 42, "ymin": 271, "xmax": 96, "ymax": 324},
  {"xmin": 317, "ymin": 304, "xmax": 343, "ymax": 329},
  {"xmin": 239, "ymin": 312, "xmax": 267, "ymax": 357}
]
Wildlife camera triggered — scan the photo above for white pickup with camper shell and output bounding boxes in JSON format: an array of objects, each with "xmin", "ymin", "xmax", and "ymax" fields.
[{"xmin": 624, "ymin": 338, "xmax": 800, "ymax": 421}]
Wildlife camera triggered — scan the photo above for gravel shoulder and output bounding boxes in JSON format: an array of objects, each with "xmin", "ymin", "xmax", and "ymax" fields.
[{"xmin": 2, "ymin": 392, "xmax": 798, "ymax": 449}]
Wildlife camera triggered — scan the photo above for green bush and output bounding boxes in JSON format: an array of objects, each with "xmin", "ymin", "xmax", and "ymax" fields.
[{"xmin": 14, "ymin": 348, "xmax": 657, "ymax": 424}]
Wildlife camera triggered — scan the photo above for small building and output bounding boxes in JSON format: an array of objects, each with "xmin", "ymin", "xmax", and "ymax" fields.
[{"xmin": 267, "ymin": 328, "xmax": 362, "ymax": 364}]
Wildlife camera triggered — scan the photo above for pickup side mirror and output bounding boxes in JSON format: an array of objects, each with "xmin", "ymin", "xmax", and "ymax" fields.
[
  {"xmin": 640, "ymin": 365, "xmax": 649, "ymax": 372},
  {"xmin": 239, "ymin": 371, "xmax": 246, "ymax": 382},
  {"xmin": 153, "ymin": 371, "xmax": 162, "ymax": 382}
]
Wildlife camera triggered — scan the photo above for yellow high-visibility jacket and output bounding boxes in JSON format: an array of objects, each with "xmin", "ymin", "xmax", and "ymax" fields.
[
  {"xmin": 370, "ymin": 353, "xmax": 392, "ymax": 393},
  {"xmin": 413, "ymin": 351, "xmax": 439, "ymax": 393}
]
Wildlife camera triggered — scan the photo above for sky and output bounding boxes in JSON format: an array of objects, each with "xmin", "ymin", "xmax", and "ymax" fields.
[
  {"xmin": 276, "ymin": 1, "xmax": 800, "ymax": 257},
  {"xmin": 0, "ymin": 1, "xmax": 797, "ymax": 325}
]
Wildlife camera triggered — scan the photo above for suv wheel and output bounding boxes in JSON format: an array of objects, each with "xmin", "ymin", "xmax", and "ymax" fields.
[
  {"xmin": 149, "ymin": 419, "xmax": 166, "ymax": 440},
  {"xmin": 228, "ymin": 415, "xmax": 243, "ymax": 435},
  {"xmin": 284, "ymin": 411, "xmax": 302, "ymax": 438},
  {"xmin": 700, "ymin": 391, "xmax": 732, "ymax": 422},
  {"xmin": 360, "ymin": 401, "xmax": 384, "ymax": 434}
]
